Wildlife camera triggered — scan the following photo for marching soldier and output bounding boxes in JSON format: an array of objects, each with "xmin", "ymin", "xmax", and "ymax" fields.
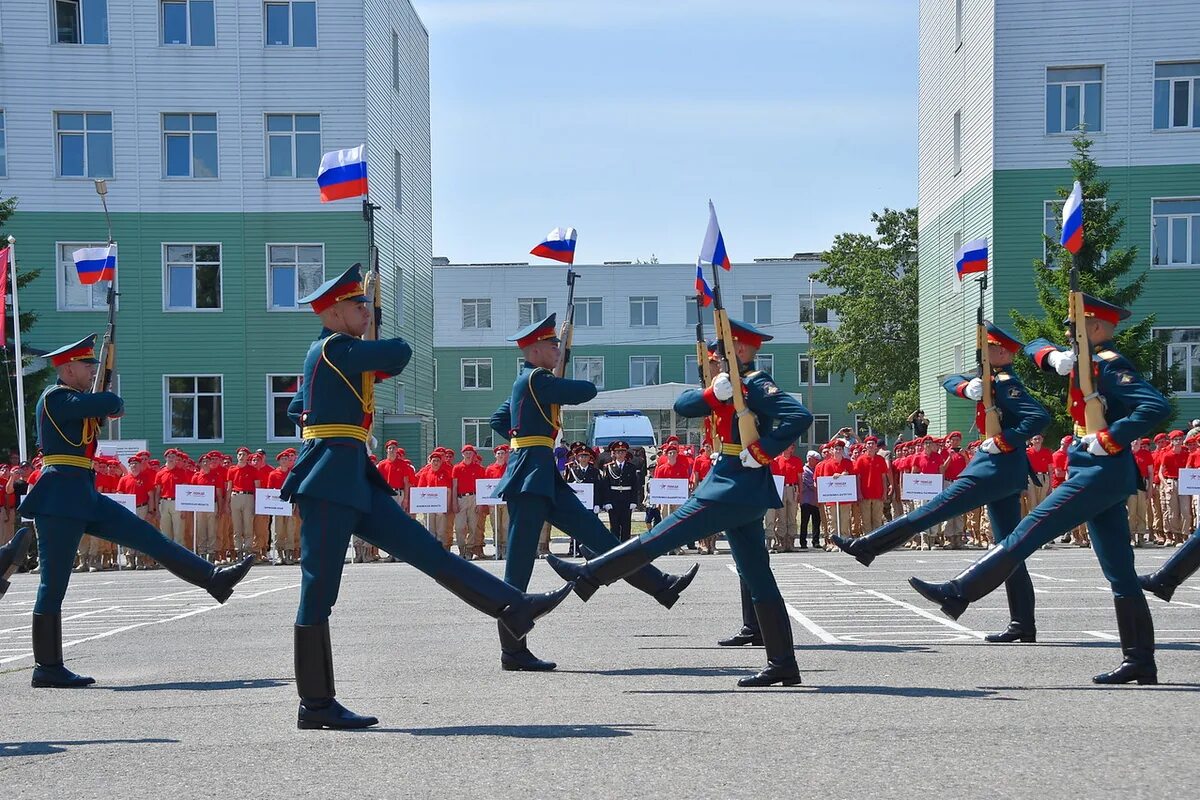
[
  {"xmin": 909, "ymin": 297, "xmax": 1169, "ymax": 683},
  {"xmin": 599, "ymin": 441, "xmax": 641, "ymax": 542},
  {"xmin": 20, "ymin": 335, "xmax": 254, "ymax": 687},
  {"xmin": 282, "ymin": 265, "xmax": 572, "ymax": 729},
  {"xmin": 491, "ymin": 313, "xmax": 697, "ymax": 672}
]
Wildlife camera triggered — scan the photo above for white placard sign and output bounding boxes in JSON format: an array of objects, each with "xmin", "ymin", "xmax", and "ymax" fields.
[
  {"xmin": 410, "ymin": 486, "xmax": 448, "ymax": 514},
  {"xmin": 256, "ymin": 488, "xmax": 292, "ymax": 515},
  {"xmin": 1180, "ymin": 468, "xmax": 1200, "ymax": 496},
  {"xmin": 103, "ymin": 492, "xmax": 138, "ymax": 514},
  {"xmin": 901, "ymin": 472, "xmax": 945, "ymax": 501},
  {"xmin": 648, "ymin": 478, "xmax": 689, "ymax": 505},
  {"xmin": 476, "ymin": 478, "xmax": 505, "ymax": 507},
  {"xmin": 175, "ymin": 484, "xmax": 215, "ymax": 513},
  {"xmin": 569, "ymin": 482, "xmax": 594, "ymax": 509},
  {"xmin": 773, "ymin": 475, "xmax": 786, "ymax": 501},
  {"xmin": 817, "ymin": 475, "xmax": 858, "ymax": 504},
  {"xmin": 96, "ymin": 439, "xmax": 149, "ymax": 464}
]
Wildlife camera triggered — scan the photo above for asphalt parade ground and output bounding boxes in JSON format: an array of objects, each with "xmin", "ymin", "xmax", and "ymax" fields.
[{"xmin": 2, "ymin": 546, "xmax": 1199, "ymax": 800}]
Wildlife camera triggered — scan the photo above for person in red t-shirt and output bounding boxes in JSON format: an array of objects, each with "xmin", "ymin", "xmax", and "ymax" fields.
[
  {"xmin": 939, "ymin": 432, "xmax": 968, "ymax": 549},
  {"xmin": 452, "ymin": 445, "xmax": 487, "ymax": 559},
  {"xmin": 265, "ymin": 449, "xmax": 299, "ymax": 564},
  {"xmin": 1024, "ymin": 433, "xmax": 1054, "ymax": 514},
  {"xmin": 1159, "ymin": 432, "xmax": 1192, "ymax": 544},
  {"xmin": 377, "ymin": 441, "xmax": 412, "ymax": 502},
  {"xmin": 225, "ymin": 448, "xmax": 260, "ymax": 558},
  {"xmin": 155, "ymin": 450, "xmax": 191, "ymax": 549},
  {"xmin": 191, "ymin": 454, "xmax": 225, "ymax": 561},
  {"xmin": 483, "ymin": 445, "xmax": 511, "ymax": 558},
  {"xmin": 416, "ymin": 449, "xmax": 455, "ymax": 550},
  {"xmin": 909, "ymin": 438, "xmax": 945, "ymax": 550},
  {"xmin": 250, "ymin": 451, "xmax": 274, "ymax": 562},
  {"xmin": 853, "ymin": 437, "xmax": 890, "ymax": 537},
  {"xmin": 822, "ymin": 440, "xmax": 855, "ymax": 541},
  {"xmin": 1129, "ymin": 438, "xmax": 1155, "ymax": 547},
  {"xmin": 688, "ymin": 444, "xmax": 720, "ymax": 554}
]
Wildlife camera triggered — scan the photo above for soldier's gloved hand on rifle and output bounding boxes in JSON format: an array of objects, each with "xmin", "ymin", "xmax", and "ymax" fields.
[
  {"xmin": 1048, "ymin": 350, "xmax": 1076, "ymax": 376},
  {"xmin": 1080, "ymin": 433, "xmax": 1110, "ymax": 457},
  {"xmin": 712, "ymin": 372, "xmax": 734, "ymax": 402},
  {"xmin": 979, "ymin": 437, "xmax": 1003, "ymax": 455},
  {"xmin": 739, "ymin": 449, "xmax": 766, "ymax": 469},
  {"xmin": 603, "ymin": 503, "xmax": 613, "ymax": 511},
  {"xmin": 629, "ymin": 503, "xmax": 637, "ymax": 510},
  {"xmin": 964, "ymin": 377, "xmax": 984, "ymax": 401},
  {"xmin": 593, "ymin": 505, "xmax": 601, "ymax": 514}
]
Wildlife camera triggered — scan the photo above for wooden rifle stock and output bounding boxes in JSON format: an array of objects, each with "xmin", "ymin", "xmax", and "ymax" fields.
[{"xmin": 1069, "ymin": 289, "xmax": 1108, "ymax": 434}]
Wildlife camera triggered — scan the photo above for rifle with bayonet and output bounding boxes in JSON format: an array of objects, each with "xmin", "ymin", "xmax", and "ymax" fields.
[
  {"xmin": 707, "ymin": 265, "xmax": 759, "ymax": 448},
  {"xmin": 91, "ymin": 180, "xmax": 117, "ymax": 394},
  {"xmin": 974, "ymin": 275, "xmax": 1001, "ymax": 437},
  {"xmin": 1067, "ymin": 251, "xmax": 1107, "ymax": 435}
]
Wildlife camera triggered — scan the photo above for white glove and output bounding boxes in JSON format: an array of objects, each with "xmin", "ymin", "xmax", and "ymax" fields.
[
  {"xmin": 1048, "ymin": 350, "xmax": 1076, "ymax": 376},
  {"xmin": 712, "ymin": 372, "xmax": 734, "ymax": 402},
  {"xmin": 629, "ymin": 503, "xmax": 637, "ymax": 510},
  {"xmin": 739, "ymin": 449, "xmax": 765, "ymax": 469},
  {"xmin": 603, "ymin": 503, "xmax": 613, "ymax": 511},
  {"xmin": 964, "ymin": 377, "xmax": 984, "ymax": 401},
  {"xmin": 979, "ymin": 437, "xmax": 1002, "ymax": 455},
  {"xmin": 593, "ymin": 505, "xmax": 601, "ymax": 514},
  {"xmin": 1081, "ymin": 433, "xmax": 1109, "ymax": 457}
]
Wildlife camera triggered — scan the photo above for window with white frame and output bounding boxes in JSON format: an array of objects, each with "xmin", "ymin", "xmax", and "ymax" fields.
[
  {"xmin": 629, "ymin": 296, "xmax": 658, "ymax": 327},
  {"xmin": 808, "ymin": 414, "xmax": 831, "ymax": 446},
  {"xmin": 268, "ymin": 244, "xmax": 323, "ymax": 309},
  {"xmin": 683, "ymin": 355, "xmax": 701, "ymax": 385},
  {"xmin": 685, "ymin": 297, "xmax": 715, "ymax": 327},
  {"xmin": 952, "ymin": 110, "xmax": 962, "ymax": 174},
  {"xmin": 1154, "ymin": 62, "xmax": 1200, "ymax": 131},
  {"xmin": 163, "ymin": 113, "xmax": 218, "ymax": 178},
  {"xmin": 799, "ymin": 295, "xmax": 829, "ymax": 324},
  {"xmin": 264, "ymin": 0, "xmax": 316, "ymax": 46},
  {"xmin": 55, "ymin": 0, "xmax": 108, "ymax": 44},
  {"xmin": 517, "ymin": 297, "xmax": 547, "ymax": 327},
  {"xmin": 461, "ymin": 358, "xmax": 493, "ymax": 391},
  {"xmin": 575, "ymin": 297, "xmax": 603, "ymax": 326},
  {"xmin": 462, "ymin": 417, "xmax": 494, "ymax": 449},
  {"xmin": 756, "ymin": 353, "xmax": 774, "ymax": 375},
  {"xmin": 462, "ymin": 298, "xmax": 491, "ymax": 329},
  {"xmin": 573, "ymin": 355, "xmax": 604, "ymax": 388},
  {"xmin": 1158, "ymin": 328, "xmax": 1200, "ymax": 395},
  {"xmin": 161, "ymin": 0, "xmax": 215, "ymax": 46},
  {"xmin": 630, "ymin": 356, "xmax": 660, "ymax": 387},
  {"xmin": 799, "ymin": 356, "xmax": 829, "ymax": 386},
  {"xmin": 1046, "ymin": 66, "xmax": 1102, "ymax": 134},
  {"xmin": 56, "ymin": 112, "xmax": 112, "ymax": 178},
  {"xmin": 267, "ymin": 374, "xmax": 302, "ymax": 440},
  {"xmin": 0, "ymin": 110, "xmax": 6, "ymax": 177},
  {"xmin": 164, "ymin": 244, "xmax": 221, "ymax": 310},
  {"xmin": 165, "ymin": 375, "xmax": 223, "ymax": 441},
  {"xmin": 58, "ymin": 242, "xmax": 110, "ymax": 311},
  {"xmin": 1152, "ymin": 198, "xmax": 1200, "ymax": 268},
  {"xmin": 266, "ymin": 114, "xmax": 320, "ymax": 178},
  {"xmin": 743, "ymin": 294, "xmax": 772, "ymax": 325}
]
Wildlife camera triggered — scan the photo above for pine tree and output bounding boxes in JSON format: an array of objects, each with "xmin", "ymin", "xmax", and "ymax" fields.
[{"xmin": 1010, "ymin": 131, "xmax": 1173, "ymax": 440}]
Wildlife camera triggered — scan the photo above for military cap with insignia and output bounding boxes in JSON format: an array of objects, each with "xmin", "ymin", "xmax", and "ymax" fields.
[
  {"xmin": 45, "ymin": 334, "xmax": 100, "ymax": 367},
  {"xmin": 984, "ymin": 321, "xmax": 1024, "ymax": 353},
  {"xmin": 300, "ymin": 263, "xmax": 370, "ymax": 313},
  {"xmin": 508, "ymin": 313, "xmax": 560, "ymax": 348},
  {"xmin": 1062, "ymin": 293, "xmax": 1131, "ymax": 326},
  {"xmin": 725, "ymin": 318, "xmax": 774, "ymax": 348}
]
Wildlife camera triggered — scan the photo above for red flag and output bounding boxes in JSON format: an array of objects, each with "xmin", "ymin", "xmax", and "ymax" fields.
[{"xmin": 0, "ymin": 247, "xmax": 9, "ymax": 349}]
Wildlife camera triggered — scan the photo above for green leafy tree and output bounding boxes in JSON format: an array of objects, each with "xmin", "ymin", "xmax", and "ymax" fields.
[
  {"xmin": 811, "ymin": 207, "xmax": 919, "ymax": 438},
  {"xmin": 1010, "ymin": 131, "xmax": 1172, "ymax": 440}
]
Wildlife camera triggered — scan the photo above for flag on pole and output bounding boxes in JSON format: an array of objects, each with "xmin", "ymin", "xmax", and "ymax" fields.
[
  {"xmin": 1061, "ymin": 180, "xmax": 1084, "ymax": 254},
  {"xmin": 72, "ymin": 244, "xmax": 116, "ymax": 285},
  {"xmin": 530, "ymin": 227, "xmax": 577, "ymax": 265},
  {"xmin": 955, "ymin": 237, "xmax": 989, "ymax": 279},
  {"xmin": 698, "ymin": 200, "xmax": 732, "ymax": 270},
  {"xmin": 317, "ymin": 144, "xmax": 369, "ymax": 203},
  {"xmin": 0, "ymin": 247, "xmax": 8, "ymax": 349},
  {"xmin": 694, "ymin": 264, "xmax": 714, "ymax": 306}
]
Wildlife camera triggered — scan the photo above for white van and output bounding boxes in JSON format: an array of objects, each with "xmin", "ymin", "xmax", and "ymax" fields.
[{"xmin": 590, "ymin": 411, "xmax": 656, "ymax": 449}]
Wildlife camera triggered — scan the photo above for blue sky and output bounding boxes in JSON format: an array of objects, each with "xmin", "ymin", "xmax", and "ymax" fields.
[{"xmin": 411, "ymin": 0, "xmax": 918, "ymax": 265}]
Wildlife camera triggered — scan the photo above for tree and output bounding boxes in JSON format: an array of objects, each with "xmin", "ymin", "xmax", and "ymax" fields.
[
  {"xmin": 0, "ymin": 194, "xmax": 50, "ymax": 458},
  {"xmin": 811, "ymin": 207, "xmax": 919, "ymax": 438},
  {"xmin": 1010, "ymin": 131, "xmax": 1172, "ymax": 440}
]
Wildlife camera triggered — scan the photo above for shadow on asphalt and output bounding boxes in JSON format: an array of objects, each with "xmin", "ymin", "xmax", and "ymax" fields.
[
  {"xmin": 557, "ymin": 666, "xmax": 759, "ymax": 677},
  {"xmin": 107, "ymin": 678, "xmax": 291, "ymax": 692},
  {"xmin": 0, "ymin": 738, "xmax": 178, "ymax": 757},
  {"xmin": 637, "ymin": 645, "xmax": 935, "ymax": 654},
  {"xmin": 626, "ymin": 686, "xmax": 1006, "ymax": 699},
  {"xmin": 1023, "ymin": 642, "xmax": 1200, "ymax": 651},
  {"xmin": 980, "ymin": 683, "xmax": 1200, "ymax": 692},
  {"xmin": 363, "ymin": 724, "xmax": 657, "ymax": 739}
]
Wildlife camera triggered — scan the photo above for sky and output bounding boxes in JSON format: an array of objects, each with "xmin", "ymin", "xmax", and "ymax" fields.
[{"xmin": 411, "ymin": 0, "xmax": 918, "ymax": 265}]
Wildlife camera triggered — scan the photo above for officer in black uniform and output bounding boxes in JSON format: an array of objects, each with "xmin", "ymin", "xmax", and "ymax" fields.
[
  {"xmin": 564, "ymin": 443, "xmax": 600, "ymax": 557},
  {"xmin": 599, "ymin": 441, "xmax": 641, "ymax": 542}
]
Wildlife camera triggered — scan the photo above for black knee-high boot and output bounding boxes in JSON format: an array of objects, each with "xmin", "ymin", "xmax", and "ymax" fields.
[
  {"xmin": 497, "ymin": 622, "xmax": 557, "ymax": 672},
  {"xmin": 1139, "ymin": 533, "xmax": 1200, "ymax": 603},
  {"xmin": 547, "ymin": 539, "xmax": 696, "ymax": 604},
  {"xmin": 718, "ymin": 578, "xmax": 762, "ymax": 646},
  {"xmin": 737, "ymin": 599, "xmax": 801, "ymax": 687},
  {"xmin": 985, "ymin": 564, "xmax": 1037, "ymax": 643},
  {"xmin": 833, "ymin": 517, "xmax": 919, "ymax": 567},
  {"xmin": 568, "ymin": 545, "xmax": 699, "ymax": 609},
  {"xmin": 294, "ymin": 621, "xmax": 379, "ymax": 730},
  {"xmin": 0, "ymin": 527, "xmax": 32, "ymax": 599},
  {"xmin": 31, "ymin": 612, "xmax": 95, "ymax": 688},
  {"xmin": 431, "ymin": 559, "xmax": 574, "ymax": 639},
  {"xmin": 1093, "ymin": 595, "xmax": 1157, "ymax": 685},
  {"xmin": 908, "ymin": 545, "xmax": 1020, "ymax": 620},
  {"xmin": 156, "ymin": 548, "xmax": 255, "ymax": 604}
]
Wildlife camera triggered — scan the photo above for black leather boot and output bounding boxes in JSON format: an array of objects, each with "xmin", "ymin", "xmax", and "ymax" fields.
[
  {"xmin": 737, "ymin": 599, "xmax": 801, "ymax": 687},
  {"xmin": 498, "ymin": 622, "xmax": 557, "ymax": 672},
  {"xmin": 295, "ymin": 622, "xmax": 379, "ymax": 730},
  {"xmin": 31, "ymin": 612, "xmax": 95, "ymax": 688},
  {"xmin": 718, "ymin": 578, "xmax": 762, "ymax": 646},
  {"xmin": 832, "ymin": 517, "xmax": 918, "ymax": 567},
  {"xmin": 572, "ymin": 545, "xmax": 698, "ymax": 609},
  {"xmin": 908, "ymin": 545, "xmax": 1019, "ymax": 621},
  {"xmin": 1139, "ymin": 533, "xmax": 1200, "ymax": 603},
  {"xmin": 0, "ymin": 527, "xmax": 33, "ymax": 599},
  {"xmin": 206, "ymin": 555, "xmax": 255, "ymax": 603},
  {"xmin": 547, "ymin": 538, "xmax": 654, "ymax": 601},
  {"xmin": 985, "ymin": 565, "xmax": 1037, "ymax": 643},
  {"xmin": 433, "ymin": 559, "xmax": 574, "ymax": 639},
  {"xmin": 1093, "ymin": 595, "xmax": 1157, "ymax": 685}
]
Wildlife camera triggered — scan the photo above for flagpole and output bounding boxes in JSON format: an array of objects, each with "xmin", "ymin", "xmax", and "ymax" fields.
[{"xmin": 8, "ymin": 235, "xmax": 27, "ymax": 462}]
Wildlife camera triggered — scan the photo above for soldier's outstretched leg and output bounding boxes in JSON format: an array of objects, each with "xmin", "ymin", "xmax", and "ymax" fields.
[
  {"xmin": 982, "ymin": 495, "xmax": 1037, "ymax": 643},
  {"xmin": 1139, "ymin": 529, "xmax": 1200, "ymax": 602},
  {"xmin": 718, "ymin": 576, "xmax": 763, "ymax": 647},
  {"xmin": 0, "ymin": 526, "xmax": 32, "ymax": 599},
  {"xmin": 1087, "ymin": 504, "xmax": 1157, "ymax": 685}
]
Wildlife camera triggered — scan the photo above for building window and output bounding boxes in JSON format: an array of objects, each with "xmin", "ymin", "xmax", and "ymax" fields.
[
  {"xmin": 462, "ymin": 298, "xmax": 491, "ymax": 329},
  {"xmin": 953, "ymin": 343, "xmax": 964, "ymax": 375},
  {"xmin": 630, "ymin": 356, "xmax": 660, "ymax": 387},
  {"xmin": 954, "ymin": 0, "xmax": 962, "ymax": 49},
  {"xmin": 391, "ymin": 30, "xmax": 400, "ymax": 90},
  {"xmin": 161, "ymin": 0, "xmax": 215, "ymax": 46},
  {"xmin": 629, "ymin": 296, "xmax": 658, "ymax": 327},
  {"xmin": 1153, "ymin": 198, "xmax": 1200, "ymax": 268},
  {"xmin": 163, "ymin": 113, "xmax": 218, "ymax": 178},
  {"xmin": 164, "ymin": 244, "xmax": 221, "ymax": 310},
  {"xmin": 855, "ymin": 414, "xmax": 874, "ymax": 440},
  {"xmin": 461, "ymin": 358, "xmax": 493, "ymax": 391},
  {"xmin": 1046, "ymin": 66, "xmax": 1102, "ymax": 134},
  {"xmin": 575, "ymin": 297, "xmax": 603, "ymax": 327},
  {"xmin": 1158, "ymin": 328, "xmax": 1200, "ymax": 395},
  {"xmin": 0, "ymin": 111, "xmax": 6, "ymax": 177},
  {"xmin": 757, "ymin": 353, "xmax": 774, "ymax": 375},
  {"xmin": 266, "ymin": 114, "xmax": 320, "ymax": 178},
  {"xmin": 809, "ymin": 413, "xmax": 831, "ymax": 447},
  {"xmin": 517, "ymin": 297, "xmax": 547, "ymax": 327},
  {"xmin": 685, "ymin": 298, "xmax": 715, "ymax": 327},
  {"xmin": 165, "ymin": 375, "xmax": 223, "ymax": 442},
  {"xmin": 267, "ymin": 374, "xmax": 302, "ymax": 440},
  {"xmin": 57, "ymin": 242, "xmax": 110, "ymax": 311},
  {"xmin": 264, "ymin": 0, "xmax": 316, "ymax": 47},
  {"xmin": 799, "ymin": 356, "xmax": 829, "ymax": 386},
  {"xmin": 743, "ymin": 294, "xmax": 772, "ymax": 325},
  {"xmin": 393, "ymin": 149, "xmax": 403, "ymax": 210},
  {"xmin": 55, "ymin": 0, "xmax": 108, "ymax": 45},
  {"xmin": 56, "ymin": 111, "xmax": 113, "ymax": 178},
  {"xmin": 799, "ymin": 295, "xmax": 829, "ymax": 324},
  {"xmin": 268, "ymin": 244, "xmax": 324, "ymax": 309},
  {"xmin": 952, "ymin": 110, "xmax": 962, "ymax": 174},
  {"xmin": 462, "ymin": 417, "xmax": 494, "ymax": 449},
  {"xmin": 1154, "ymin": 62, "xmax": 1200, "ymax": 131},
  {"xmin": 573, "ymin": 356, "xmax": 604, "ymax": 389},
  {"xmin": 684, "ymin": 355, "xmax": 701, "ymax": 386}
]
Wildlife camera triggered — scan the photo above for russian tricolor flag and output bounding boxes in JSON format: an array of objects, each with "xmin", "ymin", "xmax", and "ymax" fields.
[
  {"xmin": 1061, "ymin": 180, "xmax": 1084, "ymax": 254},
  {"xmin": 955, "ymin": 237, "xmax": 989, "ymax": 279},
  {"xmin": 695, "ymin": 264, "xmax": 714, "ymax": 306},
  {"xmin": 317, "ymin": 144, "xmax": 369, "ymax": 203},
  {"xmin": 530, "ymin": 227, "xmax": 577, "ymax": 265},
  {"xmin": 698, "ymin": 200, "xmax": 732, "ymax": 270},
  {"xmin": 72, "ymin": 244, "xmax": 116, "ymax": 285}
]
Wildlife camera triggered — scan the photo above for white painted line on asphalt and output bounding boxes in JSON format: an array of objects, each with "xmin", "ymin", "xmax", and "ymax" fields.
[
  {"xmin": 859, "ymin": 589, "xmax": 986, "ymax": 640},
  {"xmin": 1084, "ymin": 630, "xmax": 1119, "ymax": 641},
  {"xmin": 799, "ymin": 563, "xmax": 857, "ymax": 586},
  {"xmin": 1028, "ymin": 572, "xmax": 1076, "ymax": 582},
  {"xmin": 783, "ymin": 603, "xmax": 841, "ymax": 644}
]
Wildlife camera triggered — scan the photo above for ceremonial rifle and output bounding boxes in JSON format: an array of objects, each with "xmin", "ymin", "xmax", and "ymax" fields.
[
  {"xmin": 361, "ymin": 199, "xmax": 383, "ymax": 446},
  {"xmin": 695, "ymin": 293, "xmax": 719, "ymax": 453},
  {"xmin": 553, "ymin": 266, "xmax": 577, "ymax": 379},
  {"xmin": 974, "ymin": 275, "xmax": 1001, "ymax": 437},
  {"xmin": 1067, "ymin": 250, "xmax": 1107, "ymax": 435},
  {"xmin": 91, "ymin": 180, "xmax": 117, "ymax": 393},
  {"xmin": 707, "ymin": 261, "xmax": 760, "ymax": 449}
]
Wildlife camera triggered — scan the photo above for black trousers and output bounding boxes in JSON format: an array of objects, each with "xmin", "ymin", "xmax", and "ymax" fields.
[
  {"xmin": 800, "ymin": 503, "xmax": 820, "ymax": 546},
  {"xmin": 608, "ymin": 505, "xmax": 634, "ymax": 541}
]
